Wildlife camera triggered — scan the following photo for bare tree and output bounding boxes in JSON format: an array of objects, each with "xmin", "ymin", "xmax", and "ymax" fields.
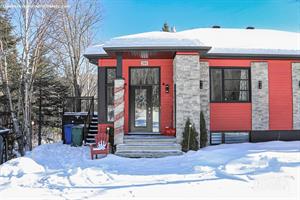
[
  {"xmin": 52, "ymin": 0, "xmax": 101, "ymax": 106},
  {"xmin": 8, "ymin": 0, "xmax": 60, "ymax": 151},
  {"xmin": 0, "ymin": 39, "xmax": 24, "ymax": 155}
]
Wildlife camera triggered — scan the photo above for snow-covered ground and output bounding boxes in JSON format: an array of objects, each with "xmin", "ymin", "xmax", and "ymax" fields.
[{"xmin": 0, "ymin": 141, "xmax": 299, "ymax": 200}]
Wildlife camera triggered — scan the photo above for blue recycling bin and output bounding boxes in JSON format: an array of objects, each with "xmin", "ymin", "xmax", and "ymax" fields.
[{"xmin": 64, "ymin": 124, "xmax": 73, "ymax": 144}]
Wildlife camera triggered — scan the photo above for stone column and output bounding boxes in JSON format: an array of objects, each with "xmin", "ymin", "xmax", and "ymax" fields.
[
  {"xmin": 200, "ymin": 61, "xmax": 210, "ymax": 144},
  {"xmin": 114, "ymin": 79, "xmax": 125, "ymax": 145},
  {"xmin": 251, "ymin": 62, "xmax": 269, "ymax": 130},
  {"xmin": 292, "ymin": 63, "xmax": 300, "ymax": 130},
  {"xmin": 173, "ymin": 53, "xmax": 201, "ymax": 144}
]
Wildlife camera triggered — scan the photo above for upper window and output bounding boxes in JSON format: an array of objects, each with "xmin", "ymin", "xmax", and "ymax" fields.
[
  {"xmin": 210, "ymin": 68, "xmax": 250, "ymax": 102},
  {"xmin": 106, "ymin": 68, "xmax": 116, "ymax": 122}
]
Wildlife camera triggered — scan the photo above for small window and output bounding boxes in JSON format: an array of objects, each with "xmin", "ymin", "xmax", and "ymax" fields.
[
  {"xmin": 210, "ymin": 68, "xmax": 251, "ymax": 102},
  {"xmin": 106, "ymin": 68, "xmax": 116, "ymax": 122},
  {"xmin": 210, "ymin": 132, "xmax": 249, "ymax": 145},
  {"xmin": 211, "ymin": 132, "xmax": 222, "ymax": 145}
]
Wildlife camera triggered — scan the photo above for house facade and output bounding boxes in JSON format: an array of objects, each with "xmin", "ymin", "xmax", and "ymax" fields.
[{"xmin": 84, "ymin": 27, "xmax": 300, "ymax": 148}]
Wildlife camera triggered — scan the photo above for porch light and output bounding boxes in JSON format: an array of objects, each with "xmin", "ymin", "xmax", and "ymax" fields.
[
  {"xmin": 258, "ymin": 81, "xmax": 262, "ymax": 89},
  {"xmin": 165, "ymin": 84, "xmax": 170, "ymax": 93},
  {"xmin": 200, "ymin": 80, "xmax": 203, "ymax": 89}
]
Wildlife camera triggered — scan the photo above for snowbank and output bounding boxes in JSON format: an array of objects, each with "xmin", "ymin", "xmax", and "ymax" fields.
[{"xmin": 0, "ymin": 141, "xmax": 299, "ymax": 199}]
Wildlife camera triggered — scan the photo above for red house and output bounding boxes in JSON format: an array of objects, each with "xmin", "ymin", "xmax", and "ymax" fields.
[{"xmin": 84, "ymin": 27, "xmax": 300, "ymax": 157}]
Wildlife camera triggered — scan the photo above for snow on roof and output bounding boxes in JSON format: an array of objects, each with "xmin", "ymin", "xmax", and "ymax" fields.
[
  {"xmin": 104, "ymin": 31, "xmax": 204, "ymax": 47},
  {"xmin": 84, "ymin": 28, "xmax": 300, "ymax": 56},
  {"xmin": 84, "ymin": 44, "xmax": 106, "ymax": 56}
]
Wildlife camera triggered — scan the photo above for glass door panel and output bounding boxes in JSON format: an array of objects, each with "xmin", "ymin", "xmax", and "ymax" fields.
[{"xmin": 134, "ymin": 88, "xmax": 147, "ymax": 127}]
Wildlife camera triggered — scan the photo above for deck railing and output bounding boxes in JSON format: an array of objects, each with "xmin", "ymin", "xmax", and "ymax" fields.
[{"xmin": 62, "ymin": 96, "xmax": 95, "ymax": 143}]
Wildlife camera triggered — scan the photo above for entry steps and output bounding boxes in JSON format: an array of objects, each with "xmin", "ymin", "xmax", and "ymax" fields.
[
  {"xmin": 85, "ymin": 114, "xmax": 98, "ymax": 145},
  {"xmin": 115, "ymin": 135, "xmax": 183, "ymax": 158}
]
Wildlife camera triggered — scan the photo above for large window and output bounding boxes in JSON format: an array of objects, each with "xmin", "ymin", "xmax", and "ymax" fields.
[
  {"xmin": 106, "ymin": 68, "xmax": 116, "ymax": 122},
  {"xmin": 210, "ymin": 68, "xmax": 250, "ymax": 102}
]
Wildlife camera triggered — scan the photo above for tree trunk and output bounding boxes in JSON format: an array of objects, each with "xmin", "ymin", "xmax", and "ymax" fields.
[
  {"xmin": 74, "ymin": 79, "xmax": 81, "ymax": 112},
  {"xmin": 0, "ymin": 40, "xmax": 25, "ymax": 156}
]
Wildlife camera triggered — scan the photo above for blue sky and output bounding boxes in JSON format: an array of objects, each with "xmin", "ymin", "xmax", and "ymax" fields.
[{"xmin": 96, "ymin": 0, "xmax": 300, "ymax": 43}]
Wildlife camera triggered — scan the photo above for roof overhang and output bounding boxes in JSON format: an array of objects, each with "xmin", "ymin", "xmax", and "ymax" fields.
[{"xmin": 84, "ymin": 46, "xmax": 211, "ymax": 62}]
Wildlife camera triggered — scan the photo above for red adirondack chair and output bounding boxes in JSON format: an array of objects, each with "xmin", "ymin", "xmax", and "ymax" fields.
[{"xmin": 90, "ymin": 132, "xmax": 110, "ymax": 160}]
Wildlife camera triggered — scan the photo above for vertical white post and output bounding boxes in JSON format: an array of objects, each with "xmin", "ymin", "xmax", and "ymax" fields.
[{"xmin": 114, "ymin": 79, "xmax": 125, "ymax": 145}]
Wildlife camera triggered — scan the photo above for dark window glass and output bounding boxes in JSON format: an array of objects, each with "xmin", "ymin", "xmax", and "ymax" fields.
[
  {"xmin": 210, "ymin": 68, "xmax": 250, "ymax": 102},
  {"xmin": 130, "ymin": 68, "xmax": 159, "ymax": 85},
  {"xmin": 106, "ymin": 68, "xmax": 116, "ymax": 122},
  {"xmin": 224, "ymin": 69, "xmax": 249, "ymax": 79},
  {"xmin": 210, "ymin": 69, "xmax": 222, "ymax": 101},
  {"xmin": 107, "ymin": 68, "xmax": 116, "ymax": 84}
]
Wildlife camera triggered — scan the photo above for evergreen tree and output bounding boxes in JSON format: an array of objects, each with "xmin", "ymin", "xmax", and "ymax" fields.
[
  {"xmin": 200, "ymin": 111, "xmax": 208, "ymax": 148},
  {"xmin": 162, "ymin": 22, "xmax": 170, "ymax": 32},
  {"xmin": 32, "ymin": 54, "xmax": 70, "ymax": 146},
  {"xmin": 0, "ymin": 4, "xmax": 20, "ymax": 114},
  {"xmin": 0, "ymin": 4, "xmax": 24, "ymax": 157},
  {"xmin": 181, "ymin": 118, "xmax": 199, "ymax": 152}
]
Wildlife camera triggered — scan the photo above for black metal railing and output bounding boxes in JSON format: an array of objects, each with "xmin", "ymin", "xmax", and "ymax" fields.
[{"xmin": 62, "ymin": 96, "xmax": 95, "ymax": 143}]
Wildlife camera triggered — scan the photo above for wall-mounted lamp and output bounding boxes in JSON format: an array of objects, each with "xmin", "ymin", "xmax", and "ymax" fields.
[
  {"xmin": 165, "ymin": 84, "xmax": 170, "ymax": 93},
  {"xmin": 258, "ymin": 81, "xmax": 262, "ymax": 89},
  {"xmin": 200, "ymin": 80, "xmax": 203, "ymax": 89},
  {"xmin": 299, "ymin": 81, "xmax": 300, "ymax": 89}
]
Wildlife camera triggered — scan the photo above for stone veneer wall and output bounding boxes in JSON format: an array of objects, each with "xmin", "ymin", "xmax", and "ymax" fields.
[
  {"xmin": 114, "ymin": 79, "xmax": 125, "ymax": 144},
  {"xmin": 173, "ymin": 54, "xmax": 201, "ymax": 144},
  {"xmin": 251, "ymin": 62, "xmax": 269, "ymax": 130},
  {"xmin": 292, "ymin": 63, "xmax": 300, "ymax": 130},
  {"xmin": 199, "ymin": 61, "xmax": 210, "ymax": 144}
]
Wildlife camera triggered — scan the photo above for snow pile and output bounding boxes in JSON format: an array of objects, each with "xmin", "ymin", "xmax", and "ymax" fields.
[
  {"xmin": 85, "ymin": 28, "xmax": 300, "ymax": 56},
  {"xmin": 0, "ymin": 141, "xmax": 299, "ymax": 199}
]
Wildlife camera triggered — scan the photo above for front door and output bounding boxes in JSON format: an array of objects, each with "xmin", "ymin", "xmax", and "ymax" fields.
[
  {"xmin": 130, "ymin": 86, "xmax": 152, "ymax": 132},
  {"xmin": 129, "ymin": 68, "xmax": 160, "ymax": 133}
]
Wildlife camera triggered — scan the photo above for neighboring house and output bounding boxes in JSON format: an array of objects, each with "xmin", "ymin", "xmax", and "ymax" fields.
[{"xmin": 84, "ymin": 27, "xmax": 300, "ymax": 156}]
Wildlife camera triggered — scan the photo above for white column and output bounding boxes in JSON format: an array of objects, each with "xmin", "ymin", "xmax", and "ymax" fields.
[
  {"xmin": 114, "ymin": 79, "xmax": 125, "ymax": 144},
  {"xmin": 292, "ymin": 63, "xmax": 300, "ymax": 130}
]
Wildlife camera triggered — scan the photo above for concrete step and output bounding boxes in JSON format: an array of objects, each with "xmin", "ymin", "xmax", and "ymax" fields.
[
  {"xmin": 85, "ymin": 142, "xmax": 95, "ymax": 146},
  {"xmin": 124, "ymin": 135, "xmax": 176, "ymax": 144},
  {"xmin": 87, "ymin": 133, "xmax": 97, "ymax": 137},
  {"xmin": 115, "ymin": 150, "xmax": 183, "ymax": 158},
  {"xmin": 116, "ymin": 143, "xmax": 182, "ymax": 152},
  {"xmin": 86, "ymin": 137, "xmax": 95, "ymax": 142}
]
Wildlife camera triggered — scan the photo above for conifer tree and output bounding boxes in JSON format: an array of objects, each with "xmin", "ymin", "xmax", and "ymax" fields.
[
  {"xmin": 200, "ymin": 111, "xmax": 208, "ymax": 148},
  {"xmin": 0, "ymin": 4, "xmax": 24, "ymax": 156},
  {"xmin": 162, "ymin": 22, "xmax": 170, "ymax": 32},
  {"xmin": 181, "ymin": 118, "xmax": 199, "ymax": 152}
]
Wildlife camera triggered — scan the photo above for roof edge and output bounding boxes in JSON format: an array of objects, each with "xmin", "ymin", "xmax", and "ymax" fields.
[
  {"xmin": 203, "ymin": 53, "xmax": 300, "ymax": 59},
  {"xmin": 103, "ymin": 46, "xmax": 212, "ymax": 51}
]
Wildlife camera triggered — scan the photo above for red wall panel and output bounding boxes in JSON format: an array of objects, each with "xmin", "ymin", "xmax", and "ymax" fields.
[
  {"xmin": 203, "ymin": 58, "xmax": 257, "ymax": 67},
  {"xmin": 210, "ymin": 103, "xmax": 252, "ymax": 131},
  {"xmin": 122, "ymin": 59, "xmax": 174, "ymax": 134},
  {"xmin": 268, "ymin": 61, "xmax": 293, "ymax": 130}
]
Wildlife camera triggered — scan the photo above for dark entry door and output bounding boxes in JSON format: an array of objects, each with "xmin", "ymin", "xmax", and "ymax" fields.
[{"xmin": 130, "ymin": 86, "xmax": 153, "ymax": 132}]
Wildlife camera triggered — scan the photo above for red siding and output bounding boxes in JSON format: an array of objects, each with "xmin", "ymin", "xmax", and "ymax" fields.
[
  {"xmin": 97, "ymin": 58, "xmax": 174, "ymax": 134},
  {"xmin": 98, "ymin": 59, "xmax": 116, "ymax": 67},
  {"xmin": 122, "ymin": 59, "xmax": 174, "ymax": 134},
  {"xmin": 210, "ymin": 103, "xmax": 252, "ymax": 131},
  {"xmin": 203, "ymin": 58, "xmax": 257, "ymax": 67},
  {"xmin": 207, "ymin": 59, "xmax": 252, "ymax": 131},
  {"xmin": 268, "ymin": 61, "xmax": 293, "ymax": 130}
]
